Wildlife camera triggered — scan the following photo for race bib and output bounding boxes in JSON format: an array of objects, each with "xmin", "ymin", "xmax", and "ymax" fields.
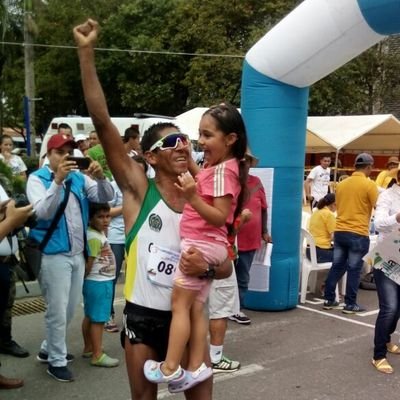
[
  {"xmin": 364, "ymin": 231, "xmax": 400, "ymax": 285},
  {"xmin": 147, "ymin": 245, "xmax": 180, "ymax": 288}
]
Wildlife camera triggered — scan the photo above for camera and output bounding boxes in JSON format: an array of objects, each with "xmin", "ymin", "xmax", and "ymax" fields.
[
  {"xmin": 66, "ymin": 156, "xmax": 91, "ymax": 170},
  {"xmin": 14, "ymin": 194, "xmax": 37, "ymax": 229}
]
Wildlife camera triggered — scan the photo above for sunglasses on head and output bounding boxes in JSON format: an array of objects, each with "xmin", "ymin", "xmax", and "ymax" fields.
[{"xmin": 149, "ymin": 132, "xmax": 189, "ymax": 152}]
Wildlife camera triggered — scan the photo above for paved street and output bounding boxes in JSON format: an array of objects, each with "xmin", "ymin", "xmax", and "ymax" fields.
[{"xmin": 1, "ymin": 284, "xmax": 400, "ymax": 400}]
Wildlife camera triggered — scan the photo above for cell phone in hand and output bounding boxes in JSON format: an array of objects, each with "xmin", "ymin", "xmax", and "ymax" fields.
[{"xmin": 67, "ymin": 156, "xmax": 91, "ymax": 170}]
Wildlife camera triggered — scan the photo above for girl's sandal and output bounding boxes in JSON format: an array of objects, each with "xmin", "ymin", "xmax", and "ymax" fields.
[
  {"xmin": 387, "ymin": 343, "xmax": 400, "ymax": 354},
  {"xmin": 372, "ymin": 358, "xmax": 394, "ymax": 374},
  {"xmin": 143, "ymin": 360, "xmax": 184, "ymax": 383},
  {"xmin": 168, "ymin": 363, "xmax": 213, "ymax": 393}
]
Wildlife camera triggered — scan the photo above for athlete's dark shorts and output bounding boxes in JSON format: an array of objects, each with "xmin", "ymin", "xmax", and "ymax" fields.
[{"xmin": 120, "ymin": 301, "xmax": 172, "ymax": 361}]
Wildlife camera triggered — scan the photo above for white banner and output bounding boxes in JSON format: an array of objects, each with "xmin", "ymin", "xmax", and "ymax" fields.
[{"xmin": 364, "ymin": 231, "xmax": 400, "ymax": 285}]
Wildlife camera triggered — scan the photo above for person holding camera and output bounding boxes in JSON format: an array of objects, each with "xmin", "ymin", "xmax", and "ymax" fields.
[
  {"xmin": 0, "ymin": 185, "xmax": 30, "ymax": 360},
  {"xmin": 0, "ymin": 191, "xmax": 34, "ymax": 389},
  {"xmin": 26, "ymin": 134, "xmax": 114, "ymax": 383}
]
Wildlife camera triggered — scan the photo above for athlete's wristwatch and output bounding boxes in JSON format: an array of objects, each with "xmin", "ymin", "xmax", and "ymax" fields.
[{"xmin": 200, "ymin": 264, "xmax": 216, "ymax": 279}]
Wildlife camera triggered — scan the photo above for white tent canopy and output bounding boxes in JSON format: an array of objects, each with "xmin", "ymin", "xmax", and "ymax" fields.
[
  {"xmin": 306, "ymin": 114, "xmax": 400, "ymax": 153},
  {"xmin": 175, "ymin": 107, "xmax": 209, "ymax": 140},
  {"xmin": 176, "ymin": 109, "xmax": 400, "ymax": 153}
]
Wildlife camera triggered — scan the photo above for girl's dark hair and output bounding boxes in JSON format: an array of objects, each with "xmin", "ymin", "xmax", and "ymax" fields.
[
  {"xmin": 89, "ymin": 202, "xmax": 110, "ymax": 220},
  {"xmin": 316, "ymin": 193, "xmax": 335, "ymax": 210},
  {"xmin": 140, "ymin": 122, "xmax": 180, "ymax": 153},
  {"xmin": 0, "ymin": 134, "xmax": 13, "ymax": 145},
  {"xmin": 203, "ymin": 103, "xmax": 248, "ymax": 234}
]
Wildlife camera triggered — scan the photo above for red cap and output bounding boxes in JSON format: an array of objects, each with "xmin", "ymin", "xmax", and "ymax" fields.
[{"xmin": 47, "ymin": 134, "xmax": 77, "ymax": 152}]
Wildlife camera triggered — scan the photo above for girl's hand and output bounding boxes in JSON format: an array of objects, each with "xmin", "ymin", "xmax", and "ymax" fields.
[
  {"xmin": 174, "ymin": 172, "xmax": 197, "ymax": 201},
  {"xmin": 262, "ymin": 232, "xmax": 272, "ymax": 243}
]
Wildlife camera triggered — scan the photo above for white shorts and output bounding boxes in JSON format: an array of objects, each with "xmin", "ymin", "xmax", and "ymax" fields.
[{"xmin": 208, "ymin": 266, "xmax": 240, "ymax": 319}]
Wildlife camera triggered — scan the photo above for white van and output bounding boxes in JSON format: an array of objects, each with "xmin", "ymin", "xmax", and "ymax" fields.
[{"xmin": 39, "ymin": 115, "xmax": 177, "ymax": 160}]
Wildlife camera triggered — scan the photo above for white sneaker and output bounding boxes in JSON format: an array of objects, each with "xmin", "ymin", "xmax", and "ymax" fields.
[{"xmin": 212, "ymin": 355, "xmax": 241, "ymax": 373}]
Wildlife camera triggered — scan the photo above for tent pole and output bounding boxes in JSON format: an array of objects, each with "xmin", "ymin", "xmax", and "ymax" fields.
[{"xmin": 333, "ymin": 149, "xmax": 340, "ymax": 190}]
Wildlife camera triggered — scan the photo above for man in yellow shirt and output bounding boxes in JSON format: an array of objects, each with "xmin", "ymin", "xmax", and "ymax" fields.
[
  {"xmin": 375, "ymin": 156, "xmax": 399, "ymax": 189},
  {"xmin": 323, "ymin": 153, "xmax": 378, "ymax": 314}
]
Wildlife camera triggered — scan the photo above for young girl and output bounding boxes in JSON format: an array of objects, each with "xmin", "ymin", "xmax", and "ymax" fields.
[
  {"xmin": 0, "ymin": 135, "xmax": 27, "ymax": 179},
  {"xmin": 144, "ymin": 103, "xmax": 248, "ymax": 391},
  {"xmin": 81, "ymin": 202, "xmax": 119, "ymax": 368}
]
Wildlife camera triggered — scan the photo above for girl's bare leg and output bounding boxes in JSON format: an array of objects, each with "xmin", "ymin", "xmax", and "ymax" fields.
[
  {"xmin": 187, "ymin": 300, "xmax": 207, "ymax": 371},
  {"xmin": 161, "ymin": 285, "xmax": 197, "ymax": 375}
]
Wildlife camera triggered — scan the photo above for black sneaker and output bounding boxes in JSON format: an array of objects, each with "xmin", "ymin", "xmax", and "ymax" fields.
[
  {"xmin": 228, "ymin": 312, "xmax": 251, "ymax": 325},
  {"xmin": 323, "ymin": 300, "xmax": 342, "ymax": 310},
  {"xmin": 47, "ymin": 365, "xmax": 74, "ymax": 382},
  {"xmin": 0, "ymin": 340, "xmax": 30, "ymax": 358},
  {"xmin": 37, "ymin": 351, "xmax": 74, "ymax": 363},
  {"xmin": 342, "ymin": 304, "xmax": 366, "ymax": 314}
]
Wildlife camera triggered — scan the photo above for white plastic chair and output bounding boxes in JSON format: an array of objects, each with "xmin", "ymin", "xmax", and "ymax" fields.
[
  {"xmin": 299, "ymin": 228, "xmax": 345, "ymax": 304},
  {"xmin": 301, "ymin": 211, "xmax": 311, "ymax": 230},
  {"xmin": 302, "ymin": 186, "xmax": 307, "ymax": 205}
]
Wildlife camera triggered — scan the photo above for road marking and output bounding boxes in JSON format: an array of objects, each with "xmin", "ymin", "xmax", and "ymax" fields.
[
  {"xmin": 305, "ymin": 298, "xmax": 324, "ymax": 305},
  {"xmin": 356, "ymin": 309, "xmax": 379, "ymax": 317},
  {"xmin": 155, "ymin": 364, "xmax": 264, "ymax": 399},
  {"xmin": 297, "ymin": 305, "xmax": 376, "ymax": 329},
  {"xmin": 213, "ymin": 363, "xmax": 264, "ymax": 381}
]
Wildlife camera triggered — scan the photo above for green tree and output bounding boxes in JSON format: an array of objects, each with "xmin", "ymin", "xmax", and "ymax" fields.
[
  {"xmin": 0, "ymin": 0, "xmax": 24, "ymax": 132},
  {"xmin": 310, "ymin": 39, "xmax": 400, "ymax": 116},
  {"xmin": 32, "ymin": 0, "xmax": 122, "ymax": 129},
  {"xmin": 0, "ymin": 0, "xmax": 301, "ymax": 127},
  {"xmin": 98, "ymin": 0, "xmax": 300, "ymax": 113},
  {"xmin": 175, "ymin": 0, "xmax": 300, "ymax": 108},
  {"xmin": 4, "ymin": 0, "xmax": 400, "ymax": 133}
]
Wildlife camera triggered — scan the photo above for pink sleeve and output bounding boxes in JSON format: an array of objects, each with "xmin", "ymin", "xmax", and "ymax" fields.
[{"xmin": 201, "ymin": 164, "xmax": 240, "ymax": 198}]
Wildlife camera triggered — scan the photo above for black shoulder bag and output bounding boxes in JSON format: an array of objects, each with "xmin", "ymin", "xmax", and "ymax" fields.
[{"xmin": 18, "ymin": 181, "xmax": 72, "ymax": 281}]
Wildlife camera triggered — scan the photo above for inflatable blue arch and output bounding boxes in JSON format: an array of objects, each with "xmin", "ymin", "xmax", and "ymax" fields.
[{"xmin": 241, "ymin": 0, "xmax": 400, "ymax": 310}]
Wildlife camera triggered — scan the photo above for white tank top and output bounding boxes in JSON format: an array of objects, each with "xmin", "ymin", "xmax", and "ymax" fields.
[{"xmin": 124, "ymin": 180, "xmax": 182, "ymax": 311}]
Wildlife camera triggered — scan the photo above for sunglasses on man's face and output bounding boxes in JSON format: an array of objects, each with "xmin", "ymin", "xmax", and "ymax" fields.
[{"xmin": 149, "ymin": 132, "xmax": 189, "ymax": 152}]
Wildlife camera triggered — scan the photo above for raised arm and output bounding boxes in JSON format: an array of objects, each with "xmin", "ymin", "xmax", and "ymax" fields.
[{"xmin": 73, "ymin": 19, "xmax": 147, "ymax": 199}]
